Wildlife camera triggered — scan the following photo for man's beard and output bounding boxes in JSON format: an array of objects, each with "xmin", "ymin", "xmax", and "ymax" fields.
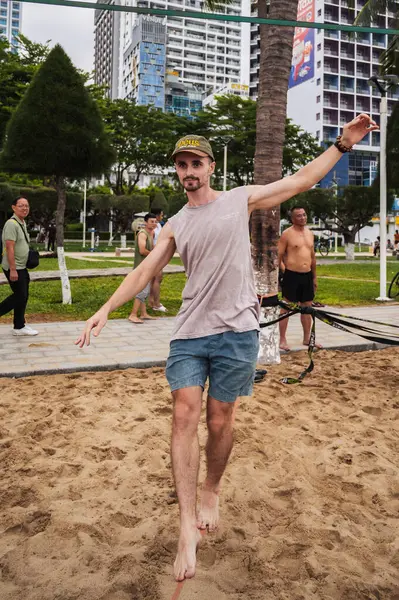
[{"xmin": 183, "ymin": 178, "xmax": 202, "ymax": 191}]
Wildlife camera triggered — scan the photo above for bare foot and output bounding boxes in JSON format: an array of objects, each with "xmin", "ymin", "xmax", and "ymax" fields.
[
  {"xmin": 174, "ymin": 526, "xmax": 202, "ymax": 581},
  {"xmin": 197, "ymin": 488, "xmax": 219, "ymax": 531},
  {"xmin": 141, "ymin": 315, "xmax": 158, "ymax": 320},
  {"xmin": 303, "ymin": 340, "xmax": 323, "ymax": 349},
  {"xmin": 279, "ymin": 341, "xmax": 291, "ymax": 351},
  {"xmin": 128, "ymin": 316, "xmax": 144, "ymax": 324}
]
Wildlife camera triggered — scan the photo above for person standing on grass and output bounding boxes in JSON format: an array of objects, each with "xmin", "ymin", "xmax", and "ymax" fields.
[
  {"xmin": 76, "ymin": 115, "xmax": 377, "ymax": 583},
  {"xmin": 278, "ymin": 206, "xmax": 322, "ymax": 352},
  {"xmin": 148, "ymin": 207, "xmax": 168, "ymax": 313},
  {"xmin": 0, "ymin": 197, "xmax": 38, "ymax": 336},
  {"xmin": 128, "ymin": 213, "xmax": 158, "ymax": 324}
]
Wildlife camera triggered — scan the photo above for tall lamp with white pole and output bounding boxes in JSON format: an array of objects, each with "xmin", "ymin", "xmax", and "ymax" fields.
[
  {"xmin": 368, "ymin": 75, "xmax": 398, "ymax": 301},
  {"xmin": 82, "ymin": 180, "xmax": 87, "ymax": 249},
  {"xmin": 223, "ymin": 138, "xmax": 232, "ymax": 192}
]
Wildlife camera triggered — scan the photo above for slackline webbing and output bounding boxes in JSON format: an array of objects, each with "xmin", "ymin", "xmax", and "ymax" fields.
[
  {"xmin": 259, "ymin": 295, "xmax": 399, "ymax": 384},
  {"xmin": 18, "ymin": 0, "xmax": 399, "ymax": 36}
]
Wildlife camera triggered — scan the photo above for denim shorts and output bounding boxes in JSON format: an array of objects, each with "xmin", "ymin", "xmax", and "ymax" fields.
[
  {"xmin": 136, "ymin": 282, "xmax": 151, "ymax": 302},
  {"xmin": 166, "ymin": 330, "xmax": 259, "ymax": 403}
]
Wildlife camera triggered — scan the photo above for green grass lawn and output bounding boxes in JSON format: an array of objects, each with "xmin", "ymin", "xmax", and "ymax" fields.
[
  {"xmin": 34, "ymin": 256, "xmax": 183, "ymax": 271},
  {"xmin": 1, "ymin": 261, "xmax": 398, "ymax": 323}
]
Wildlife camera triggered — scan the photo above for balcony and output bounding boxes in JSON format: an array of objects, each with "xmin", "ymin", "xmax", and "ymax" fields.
[
  {"xmin": 372, "ymin": 35, "xmax": 386, "ymax": 48},
  {"xmin": 356, "ymin": 85, "xmax": 370, "ymax": 95},
  {"xmin": 324, "ymin": 83, "xmax": 339, "ymax": 91},
  {"xmin": 324, "ymin": 59, "xmax": 338, "ymax": 74},
  {"xmin": 324, "ymin": 45, "xmax": 339, "ymax": 57},
  {"xmin": 356, "ymin": 100, "xmax": 370, "ymax": 112},
  {"xmin": 357, "ymin": 33, "xmax": 370, "ymax": 45},
  {"xmin": 341, "ymin": 65, "xmax": 355, "ymax": 76},
  {"xmin": 325, "ymin": 29, "xmax": 339, "ymax": 39}
]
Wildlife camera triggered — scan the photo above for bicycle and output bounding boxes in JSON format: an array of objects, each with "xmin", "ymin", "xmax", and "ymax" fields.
[
  {"xmin": 314, "ymin": 239, "xmax": 330, "ymax": 257},
  {"xmin": 388, "ymin": 271, "xmax": 399, "ymax": 299}
]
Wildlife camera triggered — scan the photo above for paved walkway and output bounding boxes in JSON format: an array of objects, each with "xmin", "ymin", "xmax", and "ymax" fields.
[
  {"xmin": 0, "ymin": 304, "xmax": 397, "ymax": 378},
  {"xmin": 0, "ymin": 263, "xmax": 185, "ymax": 285}
]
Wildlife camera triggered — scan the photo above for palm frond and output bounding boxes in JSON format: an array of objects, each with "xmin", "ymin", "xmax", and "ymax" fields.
[
  {"xmin": 380, "ymin": 35, "xmax": 399, "ymax": 76},
  {"xmin": 354, "ymin": 0, "xmax": 397, "ymax": 25},
  {"xmin": 202, "ymin": 0, "xmax": 236, "ymax": 11}
]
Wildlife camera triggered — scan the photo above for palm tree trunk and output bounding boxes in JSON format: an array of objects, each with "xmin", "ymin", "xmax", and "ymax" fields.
[
  {"xmin": 55, "ymin": 175, "xmax": 72, "ymax": 305},
  {"xmin": 252, "ymin": 0, "xmax": 298, "ymax": 363}
]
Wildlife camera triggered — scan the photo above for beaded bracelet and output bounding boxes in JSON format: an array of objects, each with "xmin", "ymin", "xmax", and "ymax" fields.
[{"xmin": 334, "ymin": 135, "xmax": 353, "ymax": 153}]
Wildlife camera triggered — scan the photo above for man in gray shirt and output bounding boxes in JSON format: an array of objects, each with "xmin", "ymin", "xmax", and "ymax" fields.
[
  {"xmin": 0, "ymin": 197, "xmax": 38, "ymax": 336},
  {"xmin": 76, "ymin": 115, "xmax": 377, "ymax": 581}
]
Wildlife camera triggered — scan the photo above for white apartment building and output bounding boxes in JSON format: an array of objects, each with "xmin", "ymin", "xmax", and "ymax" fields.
[
  {"xmin": 202, "ymin": 81, "xmax": 249, "ymax": 106},
  {"xmin": 117, "ymin": 0, "xmax": 246, "ymax": 98},
  {"xmin": 250, "ymin": 0, "xmax": 399, "ymax": 187},
  {"xmin": 0, "ymin": 0, "xmax": 22, "ymax": 48},
  {"xmin": 94, "ymin": 0, "xmax": 121, "ymax": 99}
]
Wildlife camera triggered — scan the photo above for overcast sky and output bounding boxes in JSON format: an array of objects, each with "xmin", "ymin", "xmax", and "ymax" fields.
[{"xmin": 21, "ymin": 1, "xmax": 96, "ymax": 73}]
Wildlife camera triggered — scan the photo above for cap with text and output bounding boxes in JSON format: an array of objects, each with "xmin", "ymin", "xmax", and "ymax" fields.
[{"xmin": 171, "ymin": 135, "xmax": 215, "ymax": 161}]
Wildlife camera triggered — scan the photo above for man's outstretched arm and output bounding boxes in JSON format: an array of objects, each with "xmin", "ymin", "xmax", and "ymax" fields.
[
  {"xmin": 248, "ymin": 114, "xmax": 378, "ymax": 213},
  {"xmin": 75, "ymin": 224, "xmax": 176, "ymax": 347}
]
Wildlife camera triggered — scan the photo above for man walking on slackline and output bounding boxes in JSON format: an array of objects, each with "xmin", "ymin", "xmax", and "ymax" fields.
[{"xmin": 76, "ymin": 115, "xmax": 377, "ymax": 582}]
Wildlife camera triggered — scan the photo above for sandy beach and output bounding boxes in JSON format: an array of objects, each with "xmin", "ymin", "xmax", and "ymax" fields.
[{"xmin": 0, "ymin": 347, "xmax": 398, "ymax": 600}]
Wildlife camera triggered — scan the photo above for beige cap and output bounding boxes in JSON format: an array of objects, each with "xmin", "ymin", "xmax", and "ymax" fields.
[{"xmin": 171, "ymin": 135, "xmax": 215, "ymax": 161}]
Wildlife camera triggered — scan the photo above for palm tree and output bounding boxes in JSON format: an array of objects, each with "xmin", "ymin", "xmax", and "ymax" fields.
[
  {"xmin": 355, "ymin": 0, "xmax": 399, "ymax": 75},
  {"xmin": 251, "ymin": 0, "xmax": 299, "ymax": 362}
]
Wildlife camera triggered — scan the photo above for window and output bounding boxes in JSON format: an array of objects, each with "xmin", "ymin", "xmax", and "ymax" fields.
[
  {"xmin": 317, "ymin": 43, "xmax": 321, "ymax": 51},
  {"xmin": 317, "ymin": 9, "xmax": 322, "ymax": 16},
  {"xmin": 317, "ymin": 60, "xmax": 321, "ymax": 68},
  {"xmin": 316, "ymin": 113, "xmax": 320, "ymax": 120},
  {"xmin": 317, "ymin": 78, "xmax": 321, "ymax": 85},
  {"xmin": 317, "ymin": 95, "xmax": 320, "ymax": 103},
  {"xmin": 316, "ymin": 130, "xmax": 320, "ymax": 138}
]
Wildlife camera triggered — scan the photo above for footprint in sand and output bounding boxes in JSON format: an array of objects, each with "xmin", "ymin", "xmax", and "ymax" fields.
[
  {"xmin": 90, "ymin": 446, "xmax": 127, "ymax": 462},
  {"xmin": 5, "ymin": 510, "xmax": 51, "ymax": 537},
  {"xmin": 362, "ymin": 406, "xmax": 382, "ymax": 417},
  {"xmin": 110, "ymin": 512, "xmax": 140, "ymax": 529}
]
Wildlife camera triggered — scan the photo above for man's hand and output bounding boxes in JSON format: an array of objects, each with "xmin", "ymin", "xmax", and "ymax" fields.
[
  {"xmin": 10, "ymin": 269, "xmax": 18, "ymax": 282},
  {"xmin": 75, "ymin": 306, "xmax": 109, "ymax": 347},
  {"xmin": 313, "ymin": 278, "xmax": 318, "ymax": 292},
  {"xmin": 341, "ymin": 114, "xmax": 379, "ymax": 147}
]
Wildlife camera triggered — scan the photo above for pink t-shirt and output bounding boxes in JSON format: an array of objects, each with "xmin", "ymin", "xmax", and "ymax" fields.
[{"xmin": 168, "ymin": 186, "xmax": 260, "ymax": 340}]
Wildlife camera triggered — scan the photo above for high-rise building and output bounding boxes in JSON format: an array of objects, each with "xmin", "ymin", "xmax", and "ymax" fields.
[
  {"xmin": 250, "ymin": 0, "xmax": 399, "ymax": 187},
  {"xmin": 165, "ymin": 70, "xmax": 202, "ymax": 119},
  {"xmin": 0, "ymin": 0, "xmax": 22, "ymax": 49},
  {"xmin": 121, "ymin": 15, "xmax": 166, "ymax": 108},
  {"xmin": 203, "ymin": 81, "xmax": 249, "ymax": 107},
  {"xmin": 118, "ymin": 0, "xmax": 244, "ymax": 98},
  {"xmin": 94, "ymin": 0, "xmax": 121, "ymax": 99}
]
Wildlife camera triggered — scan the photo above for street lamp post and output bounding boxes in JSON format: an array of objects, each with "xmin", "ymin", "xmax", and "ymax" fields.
[
  {"xmin": 82, "ymin": 180, "xmax": 87, "ymax": 249},
  {"xmin": 368, "ymin": 75, "xmax": 398, "ymax": 301},
  {"xmin": 223, "ymin": 143, "xmax": 228, "ymax": 192},
  {"xmin": 223, "ymin": 138, "xmax": 232, "ymax": 192}
]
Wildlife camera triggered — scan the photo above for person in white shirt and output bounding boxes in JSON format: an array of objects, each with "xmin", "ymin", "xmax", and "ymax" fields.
[{"xmin": 148, "ymin": 208, "xmax": 167, "ymax": 312}]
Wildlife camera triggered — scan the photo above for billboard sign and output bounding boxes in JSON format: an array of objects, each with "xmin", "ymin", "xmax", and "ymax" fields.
[{"xmin": 288, "ymin": 0, "xmax": 315, "ymax": 89}]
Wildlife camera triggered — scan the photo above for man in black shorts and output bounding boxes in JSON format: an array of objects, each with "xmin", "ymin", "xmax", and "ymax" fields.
[{"xmin": 278, "ymin": 206, "xmax": 322, "ymax": 351}]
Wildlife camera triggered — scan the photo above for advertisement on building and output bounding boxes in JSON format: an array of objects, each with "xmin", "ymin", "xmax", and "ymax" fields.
[{"xmin": 288, "ymin": 0, "xmax": 315, "ymax": 89}]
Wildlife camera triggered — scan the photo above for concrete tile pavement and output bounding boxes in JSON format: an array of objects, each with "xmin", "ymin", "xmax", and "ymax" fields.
[{"xmin": 0, "ymin": 304, "xmax": 398, "ymax": 378}]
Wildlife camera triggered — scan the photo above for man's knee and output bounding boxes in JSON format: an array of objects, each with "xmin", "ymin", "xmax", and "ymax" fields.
[
  {"xmin": 172, "ymin": 390, "xmax": 202, "ymax": 432},
  {"xmin": 207, "ymin": 407, "xmax": 234, "ymax": 435}
]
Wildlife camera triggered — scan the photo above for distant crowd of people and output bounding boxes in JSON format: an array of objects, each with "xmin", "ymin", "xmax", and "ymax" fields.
[
  {"xmin": 0, "ymin": 201, "xmax": 168, "ymax": 336},
  {"xmin": 373, "ymin": 230, "xmax": 399, "ymax": 256}
]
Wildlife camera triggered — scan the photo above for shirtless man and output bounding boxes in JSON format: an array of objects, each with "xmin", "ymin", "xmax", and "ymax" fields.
[
  {"xmin": 75, "ymin": 115, "xmax": 377, "ymax": 582},
  {"xmin": 278, "ymin": 206, "xmax": 320, "ymax": 351}
]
